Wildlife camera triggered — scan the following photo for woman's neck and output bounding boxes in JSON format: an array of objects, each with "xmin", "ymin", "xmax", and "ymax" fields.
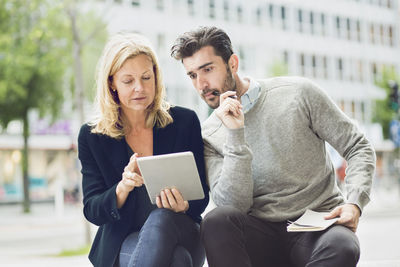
[{"xmin": 122, "ymin": 109, "xmax": 148, "ymax": 134}]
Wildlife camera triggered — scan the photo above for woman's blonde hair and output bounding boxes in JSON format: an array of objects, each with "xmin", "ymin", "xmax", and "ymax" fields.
[{"xmin": 89, "ymin": 32, "xmax": 173, "ymax": 138}]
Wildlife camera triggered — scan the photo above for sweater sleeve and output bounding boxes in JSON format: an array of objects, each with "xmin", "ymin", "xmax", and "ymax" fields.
[
  {"xmin": 204, "ymin": 127, "xmax": 254, "ymax": 212},
  {"xmin": 299, "ymin": 79, "xmax": 376, "ymax": 212}
]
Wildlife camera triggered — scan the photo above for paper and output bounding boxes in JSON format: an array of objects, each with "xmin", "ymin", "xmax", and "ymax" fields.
[{"xmin": 287, "ymin": 209, "xmax": 339, "ymax": 232}]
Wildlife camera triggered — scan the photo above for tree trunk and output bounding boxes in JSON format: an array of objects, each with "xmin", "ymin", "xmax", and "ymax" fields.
[
  {"xmin": 68, "ymin": 5, "xmax": 91, "ymax": 245},
  {"xmin": 22, "ymin": 109, "xmax": 30, "ymax": 213}
]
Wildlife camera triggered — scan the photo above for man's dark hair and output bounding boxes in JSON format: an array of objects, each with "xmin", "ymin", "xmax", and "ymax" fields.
[{"xmin": 171, "ymin": 26, "xmax": 234, "ymax": 64}]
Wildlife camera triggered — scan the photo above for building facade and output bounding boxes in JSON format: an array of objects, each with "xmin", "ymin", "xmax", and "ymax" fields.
[
  {"xmin": 95, "ymin": 0, "xmax": 400, "ymax": 128},
  {"xmin": 1, "ymin": 0, "xmax": 399, "ymax": 203}
]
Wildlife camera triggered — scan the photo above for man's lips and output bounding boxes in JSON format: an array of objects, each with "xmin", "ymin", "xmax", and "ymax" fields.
[{"xmin": 203, "ymin": 91, "xmax": 218, "ymax": 99}]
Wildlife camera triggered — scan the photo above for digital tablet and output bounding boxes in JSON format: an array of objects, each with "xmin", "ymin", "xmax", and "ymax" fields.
[{"xmin": 136, "ymin": 151, "xmax": 205, "ymax": 204}]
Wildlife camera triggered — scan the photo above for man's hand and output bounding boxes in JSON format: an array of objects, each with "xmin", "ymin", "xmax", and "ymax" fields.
[
  {"xmin": 156, "ymin": 188, "xmax": 189, "ymax": 213},
  {"xmin": 324, "ymin": 203, "xmax": 361, "ymax": 232},
  {"xmin": 215, "ymin": 91, "xmax": 244, "ymax": 129}
]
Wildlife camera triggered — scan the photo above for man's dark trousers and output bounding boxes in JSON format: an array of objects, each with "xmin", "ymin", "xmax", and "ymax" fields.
[{"xmin": 201, "ymin": 206, "xmax": 360, "ymax": 267}]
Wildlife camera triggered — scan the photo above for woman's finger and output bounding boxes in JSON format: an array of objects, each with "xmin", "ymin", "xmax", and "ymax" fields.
[
  {"xmin": 156, "ymin": 196, "xmax": 162, "ymax": 208},
  {"xmin": 160, "ymin": 190, "xmax": 170, "ymax": 208},
  {"xmin": 164, "ymin": 189, "xmax": 178, "ymax": 209}
]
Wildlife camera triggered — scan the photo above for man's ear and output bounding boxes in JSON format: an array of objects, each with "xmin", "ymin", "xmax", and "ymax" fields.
[{"xmin": 228, "ymin": 54, "xmax": 239, "ymax": 73}]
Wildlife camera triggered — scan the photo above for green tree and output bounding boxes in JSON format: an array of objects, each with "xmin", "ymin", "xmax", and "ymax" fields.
[
  {"xmin": 0, "ymin": 0, "xmax": 71, "ymax": 212},
  {"xmin": 269, "ymin": 60, "xmax": 289, "ymax": 77},
  {"xmin": 373, "ymin": 67, "xmax": 400, "ymax": 139},
  {"xmin": 63, "ymin": 0, "xmax": 108, "ymax": 245}
]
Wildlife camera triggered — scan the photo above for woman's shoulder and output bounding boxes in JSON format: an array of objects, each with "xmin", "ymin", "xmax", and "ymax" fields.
[
  {"xmin": 169, "ymin": 105, "xmax": 197, "ymax": 120},
  {"xmin": 78, "ymin": 123, "xmax": 104, "ymax": 141}
]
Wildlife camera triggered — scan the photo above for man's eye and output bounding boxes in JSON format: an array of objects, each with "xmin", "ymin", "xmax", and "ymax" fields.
[
  {"xmin": 204, "ymin": 67, "xmax": 212, "ymax": 72},
  {"xmin": 189, "ymin": 74, "xmax": 196, "ymax": 79}
]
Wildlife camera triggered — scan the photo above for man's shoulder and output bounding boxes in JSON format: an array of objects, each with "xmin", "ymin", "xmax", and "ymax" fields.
[{"xmin": 256, "ymin": 76, "xmax": 314, "ymax": 92}]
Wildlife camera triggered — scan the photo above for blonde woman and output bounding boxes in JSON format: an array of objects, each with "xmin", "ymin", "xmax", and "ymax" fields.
[{"xmin": 78, "ymin": 33, "xmax": 209, "ymax": 267}]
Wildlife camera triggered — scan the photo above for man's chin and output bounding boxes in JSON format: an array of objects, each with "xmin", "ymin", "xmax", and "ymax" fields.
[{"xmin": 206, "ymin": 101, "xmax": 219, "ymax": 109}]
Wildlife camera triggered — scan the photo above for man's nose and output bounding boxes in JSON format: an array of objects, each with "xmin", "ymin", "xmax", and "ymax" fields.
[{"xmin": 197, "ymin": 75, "xmax": 209, "ymax": 92}]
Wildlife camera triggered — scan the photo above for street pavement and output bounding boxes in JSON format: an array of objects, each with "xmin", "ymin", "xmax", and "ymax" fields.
[{"xmin": 0, "ymin": 184, "xmax": 399, "ymax": 267}]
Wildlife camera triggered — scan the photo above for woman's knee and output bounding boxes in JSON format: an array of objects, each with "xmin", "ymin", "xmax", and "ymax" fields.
[
  {"xmin": 146, "ymin": 208, "xmax": 178, "ymax": 228},
  {"xmin": 171, "ymin": 246, "xmax": 193, "ymax": 267}
]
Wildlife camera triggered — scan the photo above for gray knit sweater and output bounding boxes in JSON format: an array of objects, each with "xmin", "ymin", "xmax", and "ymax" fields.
[{"xmin": 202, "ymin": 76, "xmax": 376, "ymax": 222}]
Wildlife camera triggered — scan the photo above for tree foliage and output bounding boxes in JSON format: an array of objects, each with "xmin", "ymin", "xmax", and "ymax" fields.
[
  {"xmin": 0, "ymin": 0, "xmax": 71, "ymax": 127},
  {"xmin": 372, "ymin": 67, "xmax": 400, "ymax": 139}
]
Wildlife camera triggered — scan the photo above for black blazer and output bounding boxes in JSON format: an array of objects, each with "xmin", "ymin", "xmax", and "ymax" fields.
[{"xmin": 78, "ymin": 106, "xmax": 209, "ymax": 267}]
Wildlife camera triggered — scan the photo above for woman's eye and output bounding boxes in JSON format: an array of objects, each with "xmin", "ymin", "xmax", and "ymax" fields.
[
  {"xmin": 143, "ymin": 76, "xmax": 151, "ymax": 80},
  {"xmin": 122, "ymin": 80, "xmax": 132, "ymax": 84}
]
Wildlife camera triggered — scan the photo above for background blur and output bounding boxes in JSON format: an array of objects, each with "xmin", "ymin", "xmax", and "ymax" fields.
[{"xmin": 1, "ymin": 0, "xmax": 400, "ymax": 266}]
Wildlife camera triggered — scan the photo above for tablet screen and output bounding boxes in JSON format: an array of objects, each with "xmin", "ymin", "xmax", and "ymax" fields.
[{"xmin": 136, "ymin": 151, "xmax": 205, "ymax": 204}]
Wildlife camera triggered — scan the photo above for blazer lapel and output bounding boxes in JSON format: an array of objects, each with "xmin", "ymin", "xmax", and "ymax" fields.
[
  {"xmin": 99, "ymin": 135, "xmax": 128, "ymax": 178},
  {"xmin": 153, "ymin": 123, "xmax": 176, "ymax": 156}
]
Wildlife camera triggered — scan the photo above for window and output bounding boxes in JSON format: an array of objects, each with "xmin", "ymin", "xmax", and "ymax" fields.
[
  {"xmin": 346, "ymin": 18, "xmax": 351, "ymax": 40},
  {"xmin": 310, "ymin": 12, "xmax": 314, "ymax": 35},
  {"xmin": 157, "ymin": 34, "xmax": 165, "ymax": 53},
  {"xmin": 209, "ymin": 0, "xmax": 215, "ymax": 19},
  {"xmin": 300, "ymin": 53, "xmax": 305, "ymax": 76},
  {"xmin": 356, "ymin": 20, "xmax": 361, "ymax": 42},
  {"xmin": 371, "ymin": 62, "xmax": 377, "ymax": 81},
  {"xmin": 156, "ymin": 0, "xmax": 164, "ymax": 10},
  {"xmin": 361, "ymin": 102, "xmax": 365, "ymax": 122},
  {"xmin": 131, "ymin": 0, "xmax": 140, "ymax": 7},
  {"xmin": 281, "ymin": 6, "xmax": 286, "ymax": 30},
  {"xmin": 224, "ymin": 1, "xmax": 229, "ymax": 21},
  {"xmin": 188, "ymin": 0, "xmax": 195, "ymax": 16},
  {"xmin": 237, "ymin": 5, "xmax": 243, "ymax": 23},
  {"xmin": 320, "ymin": 14, "xmax": 326, "ymax": 36},
  {"xmin": 256, "ymin": 7, "xmax": 262, "ymax": 25},
  {"xmin": 298, "ymin": 10, "xmax": 303, "ymax": 32},
  {"xmin": 389, "ymin": 25, "xmax": 394, "ymax": 46},
  {"xmin": 337, "ymin": 58, "xmax": 343, "ymax": 80},
  {"xmin": 380, "ymin": 24, "xmax": 385, "ymax": 45},
  {"xmin": 358, "ymin": 60, "xmax": 364, "ymax": 82},
  {"xmin": 312, "ymin": 55, "xmax": 316, "ymax": 77},
  {"xmin": 336, "ymin": 16, "xmax": 341, "ymax": 38},
  {"xmin": 351, "ymin": 101, "xmax": 356, "ymax": 119},
  {"xmin": 323, "ymin": 56, "xmax": 328, "ymax": 79},
  {"xmin": 370, "ymin": 24, "xmax": 375, "ymax": 44},
  {"xmin": 283, "ymin": 51, "xmax": 289, "ymax": 65},
  {"xmin": 269, "ymin": 4, "xmax": 274, "ymax": 23},
  {"xmin": 238, "ymin": 47, "xmax": 245, "ymax": 70}
]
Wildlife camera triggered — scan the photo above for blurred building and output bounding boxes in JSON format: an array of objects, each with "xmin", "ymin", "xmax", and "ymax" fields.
[
  {"xmin": 96, "ymin": 0, "xmax": 399, "ymax": 125},
  {"xmin": 1, "ymin": 0, "xmax": 399, "ymax": 202},
  {"xmin": 96, "ymin": 0, "xmax": 400, "ymax": 185}
]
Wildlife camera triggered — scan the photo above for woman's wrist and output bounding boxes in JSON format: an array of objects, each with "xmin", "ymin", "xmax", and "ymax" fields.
[{"xmin": 116, "ymin": 181, "xmax": 130, "ymax": 196}]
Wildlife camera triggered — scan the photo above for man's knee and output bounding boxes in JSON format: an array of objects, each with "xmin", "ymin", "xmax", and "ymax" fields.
[
  {"xmin": 315, "ymin": 225, "xmax": 360, "ymax": 265},
  {"xmin": 200, "ymin": 206, "xmax": 245, "ymax": 239}
]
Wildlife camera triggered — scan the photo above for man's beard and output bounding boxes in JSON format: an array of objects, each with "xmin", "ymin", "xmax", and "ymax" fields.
[{"xmin": 202, "ymin": 66, "xmax": 236, "ymax": 109}]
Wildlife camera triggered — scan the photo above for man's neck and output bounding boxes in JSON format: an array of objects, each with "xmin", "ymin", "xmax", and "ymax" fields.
[{"xmin": 235, "ymin": 75, "xmax": 250, "ymax": 99}]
